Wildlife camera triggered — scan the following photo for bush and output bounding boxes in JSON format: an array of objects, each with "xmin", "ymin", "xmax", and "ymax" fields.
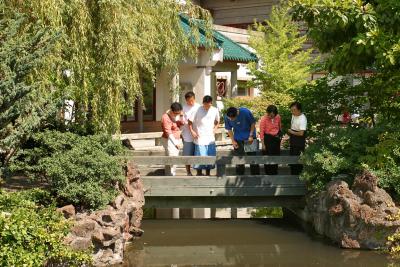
[
  {"xmin": 363, "ymin": 131, "xmax": 400, "ymax": 197},
  {"xmin": 9, "ymin": 130, "xmax": 125, "ymax": 210},
  {"xmin": 300, "ymin": 126, "xmax": 383, "ymax": 191},
  {"xmin": 0, "ymin": 189, "xmax": 92, "ymax": 266}
]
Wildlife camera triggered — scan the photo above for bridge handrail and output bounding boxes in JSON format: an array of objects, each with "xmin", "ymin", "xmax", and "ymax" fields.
[{"xmin": 128, "ymin": 155, "xmax": 300, "ymax": 177}]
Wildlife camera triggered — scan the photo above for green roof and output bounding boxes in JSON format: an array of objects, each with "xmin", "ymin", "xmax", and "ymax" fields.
[{"xmin": 180, "ymin": 16, "xmax": 258, "ymax": 63}]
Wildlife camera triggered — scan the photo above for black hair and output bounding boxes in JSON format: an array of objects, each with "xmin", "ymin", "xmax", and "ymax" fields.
[
  {"xmin": 266, "ymin": 105, "xmax": 278, "ymax": 115},
  {"xmin": 170, "ymin": 102, "xmax": 183, "ymax": 112},
  {"xmin": 203, "ymin": 95, "xmax": 213, "ymax": 103},
  {"xmin": 185, "ymin": 91, "xmax": 195, "ymax": 100},
  {"xmin": 290, "ymin": 101, "xmax": 302, "ymax": 111},
  {"xmin": 226, "ymin": 107, "xmax": 238, "ymax": 118}
]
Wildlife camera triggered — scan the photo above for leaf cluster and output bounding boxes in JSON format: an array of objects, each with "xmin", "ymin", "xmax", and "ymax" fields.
[
  {"xmin": 0, "ymin": 189, "xmax": 92, "ymax": 266},
  {"xmin": 9, "ymin": 131, "xmax": 125, "ymax": 210}
]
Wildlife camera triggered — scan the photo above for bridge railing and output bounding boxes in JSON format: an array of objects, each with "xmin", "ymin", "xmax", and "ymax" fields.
[
  {"xmin": 128, "ymin": 155, "xmax": 306, "ymax": 207},
  {"xmin": 128, "ymin": 155, "xmax": 300, "ymax": 177}
]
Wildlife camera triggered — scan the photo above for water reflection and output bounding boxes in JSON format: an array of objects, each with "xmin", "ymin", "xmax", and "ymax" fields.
[{"xmin": 123, "ymin": 219, "xmax": 395, "ymax": 267}]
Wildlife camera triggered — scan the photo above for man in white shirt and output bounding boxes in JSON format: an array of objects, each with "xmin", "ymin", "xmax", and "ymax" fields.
[
  {"xmin": 181, "ymin": 91, "xmax": 201, "ymax": 176},
  {"xmin": 189, "ymin": 95, "xmax": 220, "ymax": 176},
  {"xmin": 288, "ymin": 101, "xmax": 307, "ymax": 175}
]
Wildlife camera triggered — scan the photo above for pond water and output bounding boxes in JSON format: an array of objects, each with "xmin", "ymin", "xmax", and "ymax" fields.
[{"xmin": 122, "ymin": 219, "xmax": 393, "ymax": 267}]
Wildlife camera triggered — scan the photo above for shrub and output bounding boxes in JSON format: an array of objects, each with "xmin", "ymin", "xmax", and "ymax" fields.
[
  {"xmin": 300, "ymin": 126, "xmax": 383, "ymax": 191},
  {"xmin": 0, "ymin": 189, "xmax": 92, "ymax": 266},
  {"xmin": 363, "ymin": 131, "xmax": 400, "ymax": 198},
  {"xmin": 9, "ymin": 130, "xmax": 125, "ymax": 210}
]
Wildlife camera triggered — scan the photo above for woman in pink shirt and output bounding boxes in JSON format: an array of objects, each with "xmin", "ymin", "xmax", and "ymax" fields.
[
  {"xmin": 259, "ymin": 105, "xmax": 282, "ymax": 175},
  {"xmin": 161, "ymin": 102, "xmax": 184, "ymax": 176}
]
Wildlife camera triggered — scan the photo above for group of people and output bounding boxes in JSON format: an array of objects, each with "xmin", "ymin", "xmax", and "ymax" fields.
[{"xmin": 161, "ymin": 91, "xmax": 307, "ymax": 176}]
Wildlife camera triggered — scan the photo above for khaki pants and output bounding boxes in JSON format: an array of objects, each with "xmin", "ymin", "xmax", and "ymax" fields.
[{"xmin": 162, "ymin": 137, "xmax": 181, "ymax": 176}]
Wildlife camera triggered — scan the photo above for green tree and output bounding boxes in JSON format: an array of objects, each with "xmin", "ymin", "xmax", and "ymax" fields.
[
  {"xmin": 248, "ymin": 4, "xmax": 315, "ymax": 95},
  {"xmin": 5, "ymin": 0, "xmax": 213, "ymax": 134},
  {"xmin": 0, "ymin": 7, "xmax": 62, "ymax": 168}
]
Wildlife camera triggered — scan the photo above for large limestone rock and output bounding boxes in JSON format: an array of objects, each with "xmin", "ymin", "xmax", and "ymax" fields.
[
  {"xmin": 61, "ymin": 161, "xmax": 145, "ymax": 266},
  {"xmin": 306, "ymin": 170, "xmax": 400, "ymax": 250}
]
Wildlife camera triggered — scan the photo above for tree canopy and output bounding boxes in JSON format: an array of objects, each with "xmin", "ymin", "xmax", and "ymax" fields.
[{"xmin": 3, "ymin": 0, "xmax": 212, "ymax": 134}]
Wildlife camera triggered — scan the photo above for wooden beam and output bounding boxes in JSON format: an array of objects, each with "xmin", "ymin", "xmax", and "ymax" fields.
[
  {"xmin": 142, "ymin": 175, "xmax": 306, "ymax": 197},
  {"xmin": 128, "ymin": 155, "xmax": 300, "ymax": 165},
  {"xmin": 144, "ymin": 196, "xmax": 306, "ymax": 208}
]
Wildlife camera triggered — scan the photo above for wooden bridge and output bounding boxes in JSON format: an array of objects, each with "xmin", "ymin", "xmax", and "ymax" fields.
[{"xmin": 129, "ymin": 153, "xmax": 307, "ymax": 209}]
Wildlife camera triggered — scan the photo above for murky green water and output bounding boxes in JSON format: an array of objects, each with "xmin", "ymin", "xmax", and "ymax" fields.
[{"xmin": 123, "ymin": 219, "xmax": 394, "ymax": 267}]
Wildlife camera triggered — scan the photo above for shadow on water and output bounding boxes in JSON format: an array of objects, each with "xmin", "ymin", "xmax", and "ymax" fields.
[{"xmin": 120, "ymin": 218, "xmax": 398, "ymax": 267}]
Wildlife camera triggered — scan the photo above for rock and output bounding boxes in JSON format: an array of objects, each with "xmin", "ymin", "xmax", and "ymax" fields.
[
  {"xmin": 70, "ymin": 237, "xmax": 92, "ymax": 250},
  {"xmin": 353, "ymin": 170, "xmax": 378, "ymax": 195},
  {"xmin": 341, "ymin": 234, "xmax": 360, "ymax": 249},
  {"xmin": 306, "ymin": 169, "xmax": 400, "ymax": 250},
  {"xmin": 65, "ymin": 163, "xmax": 144, "ymax": 266},
  {"xmin": 71, "ymin": 219, "xmax": 96, "ymax": 237},
  {"xmin": 56, "ymin": 204, "xmax": 75, "ymax": 219}
]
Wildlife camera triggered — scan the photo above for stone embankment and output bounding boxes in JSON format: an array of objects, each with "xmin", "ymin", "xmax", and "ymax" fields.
[
  {"xmin": 58, "ymin": 162, "xmax": 144, "ymax": 266},
  {"xmin": 305, "ymin": 170, "xmax": 400, "ymax": 250}
]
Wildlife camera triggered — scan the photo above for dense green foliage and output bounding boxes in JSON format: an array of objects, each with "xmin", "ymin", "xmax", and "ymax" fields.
[
  {"xmin": 0, "ymin": 189, "xmax": 92, "ymax": 266},
  {"xmin": 9, "ymin": 131, "xmax": 125, "ymax": 210},
  {"xmin": 300, "ymin": 126, "xmax": 382, "ymax": 191},
  {"xmin": 291, "ymin": 0, "xmax": 400, "ymax": 194},
  {"xmin": 248, "ymin": 4, "xmax": 316, "ymax": 94},
  {"xmin": 0, "ymin": 6, "xmax": 63, "ymax": 169},
  {"xmin": 3, "ymin": 0, "xmax": 212, "ymax": 134},
  {"xmin": 291, "ymin": 0, "xmax": 400, "ymax": 73}
]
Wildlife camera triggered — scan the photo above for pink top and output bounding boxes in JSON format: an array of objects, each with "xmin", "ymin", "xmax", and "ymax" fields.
[
  {"xmin": 259, "ymin": 114, "xmax": 281, "ymax": 139},
  {"xmin": 161, "ymin": 113, "xmax": 183, "ymax": 140}
]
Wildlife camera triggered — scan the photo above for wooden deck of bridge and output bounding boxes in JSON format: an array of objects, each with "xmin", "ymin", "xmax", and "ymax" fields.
[{"xmin": 129, "ymin": 155, "xmax": 306, "ymax": 208}]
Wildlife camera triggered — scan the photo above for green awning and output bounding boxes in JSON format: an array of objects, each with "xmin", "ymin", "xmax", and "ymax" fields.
[{"xmin": 180, "ymin": 15, "xmax": 258, "ymax": 63}]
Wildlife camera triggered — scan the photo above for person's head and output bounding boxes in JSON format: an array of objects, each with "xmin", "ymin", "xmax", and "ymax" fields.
[
  {"xmin": 170, "ymin": 102, "xmax": 182, "ymax": 116},
  {"xmin": 266, "ymin": 105, "xmax": 278, "ymax": 119},
  {"xmin": 202, "ymin": 95, "xmax": 213, "ymax": 111},
  {"xmin": 185, "ymin": 91, "xmax": 196, "ymax": 106},
  {"xmin": 290, "ymin": 101, "xmax": 302, "ymax": 116},
  {"xmin": 226, "ymin": 107, "xmax": 238, "ymax": 121}
]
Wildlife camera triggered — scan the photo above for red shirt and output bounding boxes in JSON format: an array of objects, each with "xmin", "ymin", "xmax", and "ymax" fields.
[
  {"xmin": 161, "ymin": 113, "xmax": 183, "ymax": 140},
  {"xmin": 259, "ymin": 114, "xmax": 281, "ymax": 139}
]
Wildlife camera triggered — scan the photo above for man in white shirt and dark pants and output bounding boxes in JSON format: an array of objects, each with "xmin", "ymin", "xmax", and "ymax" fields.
[
  {"xmin": 181, "ymin": 91, "xmax": 201, "ymax": 176},
  {"xmin": 288, "ymin": 101, "xmax": 307, "ymax": 175}
]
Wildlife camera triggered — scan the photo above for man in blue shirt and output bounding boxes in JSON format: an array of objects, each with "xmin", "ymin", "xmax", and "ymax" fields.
[{"xmin": 225, "ymin": 107, "xmax": 260, "ymax": 175}]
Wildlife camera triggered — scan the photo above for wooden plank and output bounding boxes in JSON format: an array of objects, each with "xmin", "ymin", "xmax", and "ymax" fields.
[
  {"xmin": 128, "ymin": 155, "xmax": 300, "ymax": 165},
  {"xmin": 217, "ymin": 156, "xmax": 300, "ymax": 165},
  {"xmin": 144, "ymin": 196, "xmax": 305, "ymax": 208},
  {"xmin": 130, "ymin": 156, "xmax": 216, "ymax": 165},
  {"xmin": 142, "ymin": 175, "xmax": 306, "ymax": 197},
  {"xmin": 145, "ymin": 187, "xmax": 306, "ymax": 197}
]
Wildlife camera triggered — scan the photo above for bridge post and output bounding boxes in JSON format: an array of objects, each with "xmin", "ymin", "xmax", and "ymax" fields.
[
  {"xmin": 172, "ymin": 208, "xmax": 180, "ymax": 219},
  {"xmin": 231, "ymin": 208, "xmax": 238, "ymax": 219}
]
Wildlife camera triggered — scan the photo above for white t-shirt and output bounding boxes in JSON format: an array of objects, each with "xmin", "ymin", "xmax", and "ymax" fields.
[
  {"xmin": 181, "ymin": 103, "xmax": 201, "ymax": 142},
  {"xmin": 291, "ymin": 114, "xmax": 307, "ymax": 131},
  {"xmin": 189, "ymin": 106, "xmax": 220, "ymax": 145}
]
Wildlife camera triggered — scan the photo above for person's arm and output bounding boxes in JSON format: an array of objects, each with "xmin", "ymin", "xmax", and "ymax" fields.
[
  {"xmin": 188, "ymin": 120, "xmax": 198, "ymax": 140},
  {"xmin": 259, "ymin": 117, "xmax": 266, "ymax": 150},
  {"xmin": 162, "ymin": 115, "xmax": 180, "ymax": 147},
  {"xmin": 224, "ymin": 115, "xmax": 238, "ymax": 149},
  {"xmin": 248, "ymin": 122, "xmax": 256, "ymax": 144},
  {"xmin": 247, "ymin": 110, "xmax": 256, "ymax": 144},
  {"xmin": 288, "ymin": 129, "xmax": 305, "ymax": 136}
]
